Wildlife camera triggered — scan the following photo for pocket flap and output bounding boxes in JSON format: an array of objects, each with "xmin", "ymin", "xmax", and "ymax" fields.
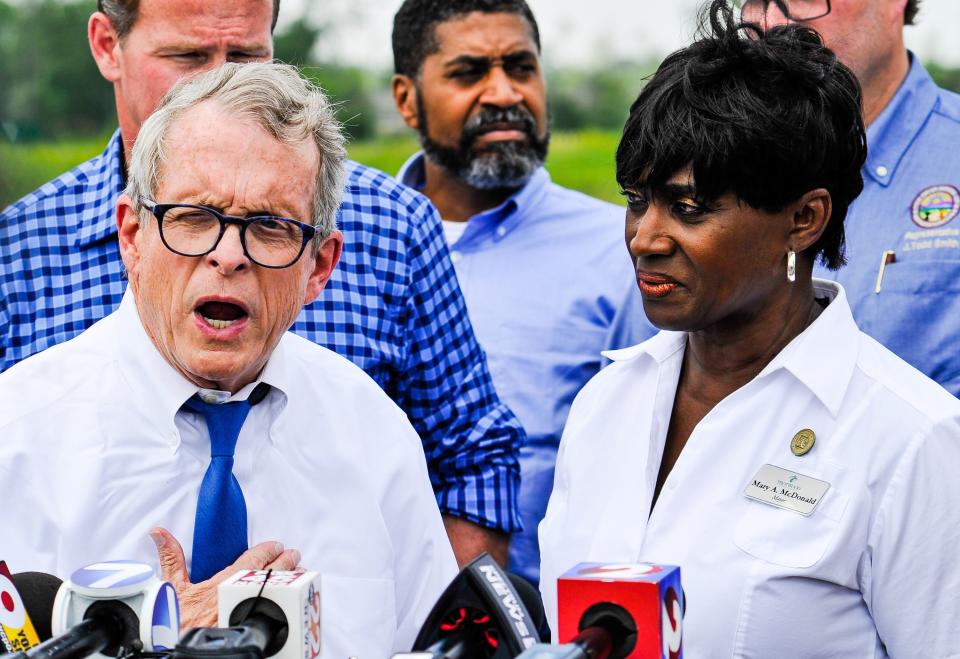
[{"xmin": 733, "ymin": 486, "xmax": 848, "ymax": 569}]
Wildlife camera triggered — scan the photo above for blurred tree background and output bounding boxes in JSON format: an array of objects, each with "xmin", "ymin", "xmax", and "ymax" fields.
[{"xmin": 2, "ymin": 0, "xmax": 959, "ymax": 207}]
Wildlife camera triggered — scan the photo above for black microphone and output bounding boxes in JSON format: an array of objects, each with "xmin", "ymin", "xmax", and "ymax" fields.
[
  {"xmin": 514, "ymin": 604, "xmax": 637, "ymax": 659},
  {"xmin": 1, "ymin": 571, "xmax": 123, "ymax": 659},
  {"xmin": 11, "ymin": 573, "xmax": 63, "ymax": 642},
  {"xmin": 173, "ymin": 594, "xmax": 288, "ymax": 659},
  {"xmin": 0, "ymin": 561, "xmax": 181, "ymax": 659},
  {"xmin": 393, "ymin": 554, "xmax": 543, "ymax": 659},
  {"xmin": 174, "ymin": 568, "xmax": 321, "ymax": 659}
]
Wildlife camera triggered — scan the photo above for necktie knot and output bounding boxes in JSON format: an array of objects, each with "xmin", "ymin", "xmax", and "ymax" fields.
[{"xmin": 184, "ymin": 396, "xmax": 252, "ymax": 457}]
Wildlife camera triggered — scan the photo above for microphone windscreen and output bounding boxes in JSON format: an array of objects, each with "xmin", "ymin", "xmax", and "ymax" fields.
[
  {"xmin": 507, "ymin": 574, "xmax": 549, "ymax": 641},
  {"xmin": 11, "ymin": 572, "xmax": 63, "ymax": 642}
]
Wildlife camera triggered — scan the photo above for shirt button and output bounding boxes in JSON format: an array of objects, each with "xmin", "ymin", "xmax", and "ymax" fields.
[
  {"xmin": 450, "ymin": 251, "xmax": 463, "ymax": 263},
  {"xmin": 496, "ymin": 226, "xmax": 506, "ymax": 237},
  {"xmin": 201, "ymin": 393, "xmax": 218, "ymax": 404},
  {"xmin": 875, "ymin": 165, "xmax": 888, "ymax": 177}
]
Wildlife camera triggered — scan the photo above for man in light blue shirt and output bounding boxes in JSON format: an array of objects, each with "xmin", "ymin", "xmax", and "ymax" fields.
[
  {"xmin": 744, "ymin": 0, "xmax": 960, "ymax": 396},
  {"xmin": 391, "ymin": 0, "xmax": 653, "ymax": 586}
]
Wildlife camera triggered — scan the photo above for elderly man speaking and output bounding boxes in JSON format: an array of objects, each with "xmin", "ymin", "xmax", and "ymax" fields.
[{"xmin": 0, "ymin": 62, "xmax": 457, "ymax": 657}]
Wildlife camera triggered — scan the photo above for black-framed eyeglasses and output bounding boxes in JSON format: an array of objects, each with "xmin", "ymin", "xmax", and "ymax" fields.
[
  {"xmin": 140, "ymin": 199, "xmax": 319, "ymax": 269},
  {"xmin": 737, "ymin": 0, "xmax": 831, "ymax": 22}
]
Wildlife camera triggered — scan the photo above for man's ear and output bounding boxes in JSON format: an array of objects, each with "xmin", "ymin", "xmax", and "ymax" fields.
[
  {"xmin": 392, "ymin": 74, "xmax": 421, "ymax": 131},
  {"xmin": 303, "ymin": 231, "xmax": 343, "ymax": 305},
  {"xmin": 89, "ymin": 12, "xmax": 123, "ymax": 83},
  {"xmin": 789, "ymin": 188, "xmax": 832, "ymax": 254},
  {"xmin": 117, "ymin": 194, "xmax": 144, "ymax": 277}
]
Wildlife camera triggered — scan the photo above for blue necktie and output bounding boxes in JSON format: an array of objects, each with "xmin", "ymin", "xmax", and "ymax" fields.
[{"xmin": 185, "ymin": 394, "xmax": 253, "ymax": 582}]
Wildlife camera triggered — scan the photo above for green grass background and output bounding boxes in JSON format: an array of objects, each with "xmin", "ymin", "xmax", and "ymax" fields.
[{"xmin": 0, "ymin": 130, "xmax": 625, "ymax": 209}]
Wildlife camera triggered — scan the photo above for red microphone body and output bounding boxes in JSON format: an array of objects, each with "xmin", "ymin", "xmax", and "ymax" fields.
[{"xmin": 557, "ymin": 563, "xmax": 683, "ymax": 659}]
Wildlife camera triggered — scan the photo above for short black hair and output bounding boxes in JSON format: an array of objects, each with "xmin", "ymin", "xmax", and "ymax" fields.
[
  {"xmin": 616, "ymin": 0, "xmax": 866, "ymax": 270},
  {"xmin": 905, "ymin": 0, "xmax": 921, "ymax": 25},
  {"xmin": 392, "ymin": 0, "xmax": 541, "ymax": 77}
]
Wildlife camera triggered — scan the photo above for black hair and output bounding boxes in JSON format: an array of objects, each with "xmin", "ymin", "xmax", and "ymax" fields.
[
  {"xmin": 392, "ymin": 0, "xmax": 541, "ymax": 77},
  {"xmin": 616, "ymin": 0, "xmax": 866, "ymax": 270},
  {"xmin": 905, "ymin": 0, "xmax": 921, "ymax": 25}
]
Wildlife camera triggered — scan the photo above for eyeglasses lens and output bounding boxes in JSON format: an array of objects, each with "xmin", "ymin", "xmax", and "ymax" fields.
[{"xmin": 159, "ymin": 207, "xmax": 307, "ymax": 268}]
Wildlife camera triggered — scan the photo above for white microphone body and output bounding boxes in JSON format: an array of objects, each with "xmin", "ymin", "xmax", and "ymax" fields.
[
  {"xmin": 51, "ymin": 560, "xmax": 180, "ymax": 658},
  {"xmin": 217, "ymin": 570, "xmax": 321, "ymax": 659}
]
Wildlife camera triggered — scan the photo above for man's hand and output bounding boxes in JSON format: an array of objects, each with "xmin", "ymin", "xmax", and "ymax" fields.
[
  {"xmin": 149, "ymin": 527, "xmax": 301, "ymax": 630},
  {"xmin": 442, "ymin": 515, "xmax": 509, "ymax": 567}
]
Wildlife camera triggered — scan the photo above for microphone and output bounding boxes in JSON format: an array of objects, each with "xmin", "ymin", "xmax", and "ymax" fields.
[
  {"xmin": 174, "ymin": 569, "xmax": 321, "ymax": 659},
  {"xmin": 11, "ymin": 572, "xmax": 63, "ymax": 643},
  {"xmin": 524, "ymin": 563, "xmax": 683, "ymax": 659},
  {"xmin": 393, "ymin": 554, "xmax": 543, "ymax": 659},
  {"xmin": 2, "ymin": 561, "xmax": 180, "ymax": 659},
  {"xmin": 0, "ymin": 562, "xmax": 46, "ymax": 653}
]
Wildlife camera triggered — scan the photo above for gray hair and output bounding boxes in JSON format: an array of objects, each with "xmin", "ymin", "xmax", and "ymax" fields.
[{"xmin": 125, "ymin": 61, "xmax": 347, "ymax": 241}]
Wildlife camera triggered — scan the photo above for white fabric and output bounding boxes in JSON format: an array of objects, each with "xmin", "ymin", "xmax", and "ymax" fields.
[
  {"xmin": 0, "ymin": 291, "xmax": 458, "ymax": 659},
  {"xmin": 539, "ymin": 280, "xmax": 960, "ymax": 658},
  {"xmin": 441, "ymin": 218, "xmax": 470, "ymax": 246}
]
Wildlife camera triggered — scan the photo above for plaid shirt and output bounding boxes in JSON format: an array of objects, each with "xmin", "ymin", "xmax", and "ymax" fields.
[{"xmin": 0, "ymin": 130, "xmax": 522, "ymax": 532}]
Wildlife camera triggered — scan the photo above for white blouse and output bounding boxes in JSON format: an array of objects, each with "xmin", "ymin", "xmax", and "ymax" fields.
[{"xmin": 539, "ymin": 281, "xmax": 960, "ymax": 658}]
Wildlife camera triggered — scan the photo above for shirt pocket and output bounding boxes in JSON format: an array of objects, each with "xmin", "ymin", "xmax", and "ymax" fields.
[
  {"xmin": 857, "ymin": 256, "xmax": 960, "ymax": 393},
  {"xmin": 732, "ymin": 485, "xmax": 849, "ymax": 569},
  {"xmin": 320, "ymin": 575, "xmax": 397, "ymax": 657}
]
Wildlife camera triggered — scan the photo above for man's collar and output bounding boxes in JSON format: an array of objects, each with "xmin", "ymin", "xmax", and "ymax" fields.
[
  {"xmin": 397, "ymin": 151, "xmax": 551, "ymax": 236},
  {"xmin": 602, "ymin": 280, "xmax": 859, "ymax": 417},
  {"xmin": 75, "ymin": 129, "xmax": 126, "ymax": 248},
  {"xmin": 397, "ymin": 151, "xmax": 427, "ymax": 190},
  {"xmin": 113, "ymin": 289, "xmax": 292, "ymax": 444},
  {"xmin": 864, "ymin": 53, "xmax": 941, "ymax": 188}
]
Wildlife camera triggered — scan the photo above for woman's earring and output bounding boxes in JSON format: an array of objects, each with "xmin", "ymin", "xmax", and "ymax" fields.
[{"xmin": 787, "ymin": 250, "xmax": 797, "ymax": 283}]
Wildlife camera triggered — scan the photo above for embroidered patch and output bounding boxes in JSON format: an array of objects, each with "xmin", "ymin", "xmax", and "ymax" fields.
[{"xmin": 911, "ymin": 184, "xmax": 960, "ymax": 228}]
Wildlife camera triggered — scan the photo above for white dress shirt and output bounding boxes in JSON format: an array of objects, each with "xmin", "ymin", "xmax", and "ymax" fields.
[
  {"xmin": 0, "ymin": 291, "xmax": 458, "ymax": 658},
  {"xmin": 539, "ymin": 280, "xmax": 960, "ymax": 658}
]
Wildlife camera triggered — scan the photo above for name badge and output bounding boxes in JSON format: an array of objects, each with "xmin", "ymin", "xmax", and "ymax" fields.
[{"xmin": 744, "ymin": 464, "xmax": 830, "ymax": 516}]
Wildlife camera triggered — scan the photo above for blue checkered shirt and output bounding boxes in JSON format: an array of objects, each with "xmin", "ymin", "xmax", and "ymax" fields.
[{"xmin": 0, "ymin": 130, "xmax": 523, "ymax": 532}]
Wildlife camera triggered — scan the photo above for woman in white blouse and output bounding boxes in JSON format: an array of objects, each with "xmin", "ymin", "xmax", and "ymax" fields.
[{"xmin": 538, "ymin": 2, "xmax": 960, "ymax": 657}]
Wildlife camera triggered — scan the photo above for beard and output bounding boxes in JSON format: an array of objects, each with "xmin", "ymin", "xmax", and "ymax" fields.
[{"xmin": 417, "ymin": 100, "xmax": 550, "ymax": 191}]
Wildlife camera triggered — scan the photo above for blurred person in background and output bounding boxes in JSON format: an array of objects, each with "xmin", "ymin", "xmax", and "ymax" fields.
[
  {"xmin": 0, "ymin": 0, "xmax": 523, "ymax": 566},
  {"xmin": 741, "ymin": 0, "xmax": 960, "ymax": 396},
  {"xmin": 539, "ymin": 2, "xmax": 960, "ymax": 655},
  {"xmin": 390, "ymin": 0, "xmax": 655, "ymax": 587}
]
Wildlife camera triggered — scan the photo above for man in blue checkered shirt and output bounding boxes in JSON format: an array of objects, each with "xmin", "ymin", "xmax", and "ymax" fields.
[{"xmin": 0, "ymin": 0, "xmax": 522, "ymax": 565}]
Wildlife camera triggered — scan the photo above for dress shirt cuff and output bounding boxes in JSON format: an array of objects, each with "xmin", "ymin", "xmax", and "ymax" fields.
[{"xmin": 435, "ymin": 464, "xmax": 523, "ymax": 533}]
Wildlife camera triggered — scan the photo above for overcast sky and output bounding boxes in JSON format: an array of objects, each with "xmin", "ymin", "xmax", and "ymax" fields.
[{"xmin": 279, "ymin": 0, "xmax": 960, "ymax": 69}]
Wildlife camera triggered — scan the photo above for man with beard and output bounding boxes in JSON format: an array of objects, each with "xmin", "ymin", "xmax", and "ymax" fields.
[{"xmin": 391, "ymin": 0, "xmax": 654, "ymax": 586}]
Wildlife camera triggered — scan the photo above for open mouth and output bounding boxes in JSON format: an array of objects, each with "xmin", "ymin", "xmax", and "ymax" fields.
[
  {"xmin": 196, "ymin": 300, "xmax": 248, "ymax": 330},
  {"xmin": 477, "ymin": 121, "xmax": 527, "ymax": 134}
]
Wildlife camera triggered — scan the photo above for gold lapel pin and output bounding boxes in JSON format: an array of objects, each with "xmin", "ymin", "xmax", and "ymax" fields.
[{"xmin": 791, "ymin": 429, "xmax": 816, "ymax": 456}]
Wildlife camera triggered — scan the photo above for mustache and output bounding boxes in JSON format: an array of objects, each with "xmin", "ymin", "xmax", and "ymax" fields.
[{"xmin": 461, "ymin": 106, "xmax": 538, "ymax": 145}]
